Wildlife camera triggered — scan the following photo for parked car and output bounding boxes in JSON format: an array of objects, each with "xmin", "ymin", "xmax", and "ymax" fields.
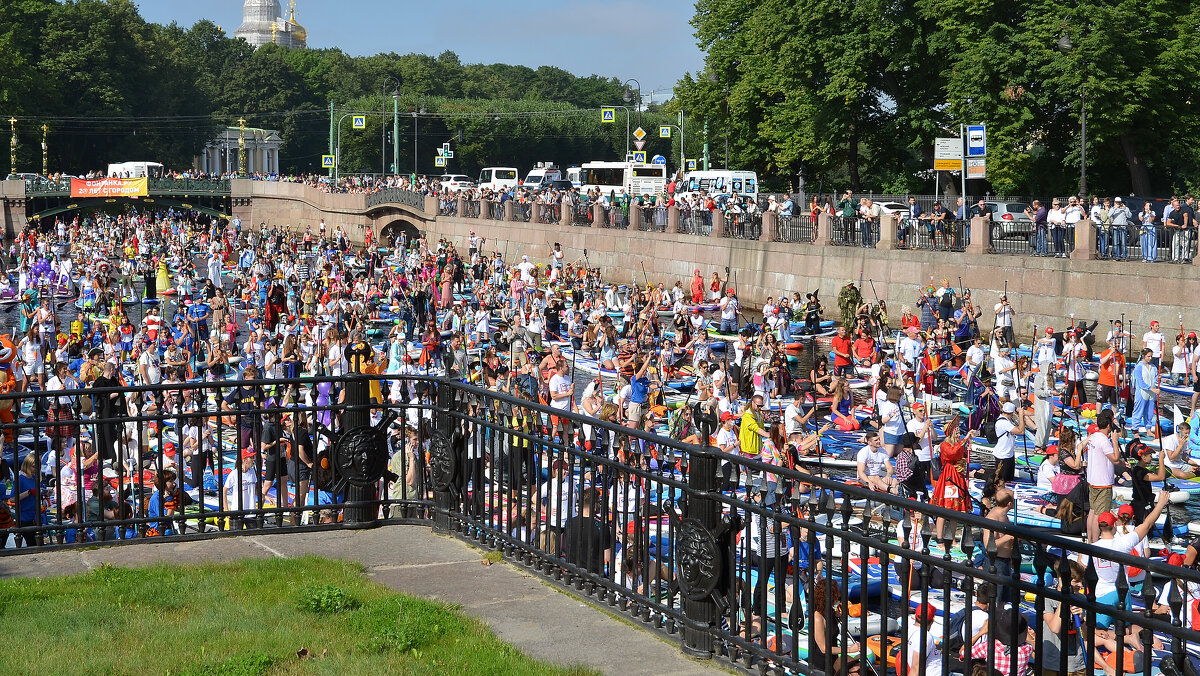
[
  {"xmin": 985, "ymin": 201, "xmax": 1034, "ymax": 240},
  {"xmin": 531, "ymin": 179, "xmax": 574, "ymax": 194},
  {"xmin": 875, "ymin": 202, "xmax": 907, "ymax": 217},
  {"xmin": 438, "ymin": 174, "xmax": 475, "ymax": 191}
]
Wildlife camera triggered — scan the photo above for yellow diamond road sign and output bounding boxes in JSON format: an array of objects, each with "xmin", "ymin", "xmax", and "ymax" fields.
[
  {"xmin": 633, "ymin": 127, "xmax": 646, "ymax": 141},
  {"xmin": 352, "ymin": 115, "xmax": 366, "ymax": 129},
  {"xmin": 601, "ymin": 108, "xmax": 615, "ymax": 123},
  {"xmin": 322, "ymin": 155, "xmax": 335, "ymax": 168},
  {"xmin": 659, "ymin": 126, "xmax": 671, "ymax": 138}
]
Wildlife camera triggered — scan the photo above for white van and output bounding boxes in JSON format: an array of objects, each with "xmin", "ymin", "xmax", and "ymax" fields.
[
  {"xmin": 681, "ymin": 170, "xmax": 758, "ymax": 201},
  {"xmin": 566, "ymin": 167, "xmax": 582, "ymax": 188},
  {"xmin": 522, "ymin": 163, "xmax": 562, "ymax": 187},
  {"xmin": 477, "ymin": 167, "xmax": 519, "ymax": 192}
]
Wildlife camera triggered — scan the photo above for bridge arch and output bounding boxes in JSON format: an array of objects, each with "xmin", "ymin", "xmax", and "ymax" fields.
[{"xmin": 379, "ymin": 218, "xmax": 422, "ymax": 244}]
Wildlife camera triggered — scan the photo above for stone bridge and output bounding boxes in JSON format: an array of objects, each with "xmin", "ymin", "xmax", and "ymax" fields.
[{"xmin": 1, "ymin": 178, "xmax": 434, "ymax": 246}]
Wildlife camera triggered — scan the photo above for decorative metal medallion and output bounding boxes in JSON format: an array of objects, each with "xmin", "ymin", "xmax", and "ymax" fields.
[
  {"xmin": 427, "ymin": 431, "xmax": 457, "ymax": 492},
  {"xmin": 676, "ymin": 517, "xmax": 722, "ymax": 601},
  {"xmin": 333, "ymin": 424, "xmax": 389, "ymax": 486}
]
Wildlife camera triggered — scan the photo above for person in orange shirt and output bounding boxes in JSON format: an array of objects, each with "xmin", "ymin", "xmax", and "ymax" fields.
[
  {"xmin": 831, "ymin": 325, "xmax": 854, "ymax": 377},
  {"xmin": 852, "ymin": 332, "xmax": 876, "ymax": 367},
  {"xmin": 1096, "ymin": 335, "xmax": 1125, "ymax": 408}
]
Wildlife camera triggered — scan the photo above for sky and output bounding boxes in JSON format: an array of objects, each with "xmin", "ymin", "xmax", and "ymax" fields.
[{"xmin": 134, "ymin": 0, "xmax": 706, "ymax": 100}]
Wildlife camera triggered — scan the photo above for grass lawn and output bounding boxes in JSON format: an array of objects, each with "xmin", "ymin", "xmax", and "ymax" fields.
[{"xmin": 0, "ymin": 555, "xmax": 595, "ymax": 676}]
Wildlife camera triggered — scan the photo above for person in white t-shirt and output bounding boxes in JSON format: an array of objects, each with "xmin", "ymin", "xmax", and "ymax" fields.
[
  {"xmin": 855, "ymin": 431, "xmax": 893, "ymax": 492},
  {"xmin": 1143, "ymin": 321, "xmax": 1165, "ymax": 369},
  {"xmin": 515, "ymin": 255, "xmax": 535, "ymax": 283},
  {"xmin": 783, "ymin": 399, "xmax": 813, "ymax": 446},
  {"xmin": 1085, "ymin": 408, "xmax": 1125, "ymax": 542},
  {"xmin": 1082, "ymin": 491, "xmax": 1169, "ymax": 628},
  {"xmin": 548, "ymin": 361, "xmax": 574, "ymax": 439},
  {"xmin": 907, "ymin": 604, "xmax": 943, "ymax": 676},
  {"xmin": 905, "ymin": 402, "xmax": 935, "ymax": 499},
  {"xmin": 992, "ymin": 401, "xmax": 1025, "ymax": 482},
  {"xmin": 897, "ymin": 327, "xmax": 922, "ymax": 376},
  {"xmin": 993, "ymin": 294, "xmax": 1015, "ymax": 345},
  {"xmin": 1062, "ymin": 330, "xmax": 1088, "ymax": 405},
  {"xmin": 1163, "ymin": 421, "xmax": 1198, "ymax": 479},
  {"xmin": 965, "ymin": 335, "xmax": 986, "ymax": 373},
  {"xmin": 1036, "ymin": 446, "xmax": 1060, "ymax": 490}
]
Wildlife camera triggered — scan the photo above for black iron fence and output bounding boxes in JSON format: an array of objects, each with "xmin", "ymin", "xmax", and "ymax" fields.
[
  {"xmin": 512, "ymin": 201, "xmax": 532, "ymax": 223},
  {"xmin": 603, "ymin": 207, "xmax": 630, "ymax": 230},
  {"xmin": 463, "ymin": 200, "xmax": 482, "ymax": 219},
  {"xmin": 572, "ymin": 202, "xmax": 593, "ymax": 227},
  {"xmin": 540, "ymin": 202, "xmax": 562, "ymax": 224},
  {"xmin": 640, "ymin": 206, "xmax": 668, "ymax": 233},
  {"xmin": 9, "ymin": 373, "xmax": 1200, "ymax": 676},
  {"xmin": 775, "ymin": 215, "xmax": 816, "ymax": 243},
  {"xmin": 896, "ymin": 218, "xmax": 969, "ymax": 252},
  {"xmin": 680, "ymin": 207, "xmax": 712, "ymax": 236},
  {"xmin": 830, "ymin": 217, "xmax": 880, "ymax": 247},
  {"xmin": 724, "ymin": 212, "xmax": 763, "ymax": 240}
]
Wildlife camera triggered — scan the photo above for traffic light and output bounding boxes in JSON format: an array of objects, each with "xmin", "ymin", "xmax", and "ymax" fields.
[{"xmin": 386, "ymin": 131, "xmax": 392, "ymax": 144}]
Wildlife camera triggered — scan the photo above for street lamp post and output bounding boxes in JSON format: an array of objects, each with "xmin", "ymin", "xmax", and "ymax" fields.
[
  {"xmin": 413, "ymin": 97, "xmax": 426, "ymax": 175},
  {"xmin": 622, "ymin": 78, "xmax": 642, "ymax": 128},
  {"xmin": 9, "ymin": 117, "xmax": 16, "ymax": 176},
  {"xmin": 382, "ymin": 76, "xmax": 402, "ymax": 175},
  {"xmin": 1058, "ymin": 33, "xmax": 1087, "ymax": 199}
]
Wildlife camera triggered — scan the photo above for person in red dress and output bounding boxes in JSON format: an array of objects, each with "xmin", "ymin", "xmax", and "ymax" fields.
[{"xmin": 932, "ymin": 419, "xmax": 974, "ymax": 544}]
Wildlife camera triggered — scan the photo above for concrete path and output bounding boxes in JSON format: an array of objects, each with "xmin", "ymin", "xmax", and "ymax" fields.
[{"xmin": 0, "ymin": 525, "xmax": 729, "ymax": 676}]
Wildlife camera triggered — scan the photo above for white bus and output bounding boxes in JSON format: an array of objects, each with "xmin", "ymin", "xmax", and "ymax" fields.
[
  {"xmin": 578, "ymin": 161, "xmax": 667, "ymax": 197},
  {"xmin": 107, "ymin": 161, "xmax": 164, "ymax": 179},
  {"xmin": 681, "ymin": 169, "xmax": 759, "ymax": 201}
]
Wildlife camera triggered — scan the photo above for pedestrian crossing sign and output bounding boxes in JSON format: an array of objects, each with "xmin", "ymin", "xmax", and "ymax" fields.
[
  {"xmin": 632, "ymin": 151, "xmax": 647, "ymax": 163},
  {"xmin": 434, "ymin": 156, "xmax": 446, "ymax": 167},
  {"xmin": 352, "ymin": 115, "xmax": 366, "ymax": 129},
  {"xmin": 601, "ymin": 108, "xmax": 616, "ymax": 123},
  {"xmin": 321, "ymin": 155, "xmax": 335, "ymax": 168},
  {"xmin": 659, "ymin": 126, "xmax": 671, "ymax": 138},
  {"xmin": 686, "ymin": 159, "xmax": 697, "ymax": 171}
]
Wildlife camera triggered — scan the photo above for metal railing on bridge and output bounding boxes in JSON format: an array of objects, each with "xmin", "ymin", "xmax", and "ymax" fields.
[
  {"xmin": 363, "ymin": 187, "xmax": 425, "ymax": 210},
  {"xmin": 5, "ymin": 372, "xmax": 1195, "ymax": 675},
  {"xmin": 774, "ymin": 215, "xmax": 816, "ymax": 243}
]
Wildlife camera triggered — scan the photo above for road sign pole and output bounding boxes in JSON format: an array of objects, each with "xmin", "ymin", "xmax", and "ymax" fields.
[{"xmin": 960, "ymin": 124, "xmax": 967, "ymax": 217}]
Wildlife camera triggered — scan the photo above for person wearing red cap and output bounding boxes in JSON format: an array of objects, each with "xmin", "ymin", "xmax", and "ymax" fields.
[
  {"xmin": 906, "ymin": 601, "xmax": 942, "ymax": 676},
  {"xmin": 715, "ymin": 411, "xmax": 740, "ymax": 459},
  {"xmin": 1096, "ymin": 335, "xmax": 1125, "ymax": 409},
  {"xmin": 1033, "ymin": 326, "xmax": 1058, "ymax": 374},
  {"xmin": 1143, "ymin": 321, "xmax": 1165, "ymax": 369},
  {"xmin": 718, "ymin": 287, "xmax": 739, "ymax": 334},
  {"xmin": 1120, "ymin": 439, "xmax": 1166, "ymax": 523},
  {"xmin": 1081, "ymin": 490, "xmax": 1169, "ymax": 628}
]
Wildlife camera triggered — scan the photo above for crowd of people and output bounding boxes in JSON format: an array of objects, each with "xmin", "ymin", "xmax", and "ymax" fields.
[{"xmin": 0, "ymin": 188, "xmax": 1196, "ymax": 675}]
